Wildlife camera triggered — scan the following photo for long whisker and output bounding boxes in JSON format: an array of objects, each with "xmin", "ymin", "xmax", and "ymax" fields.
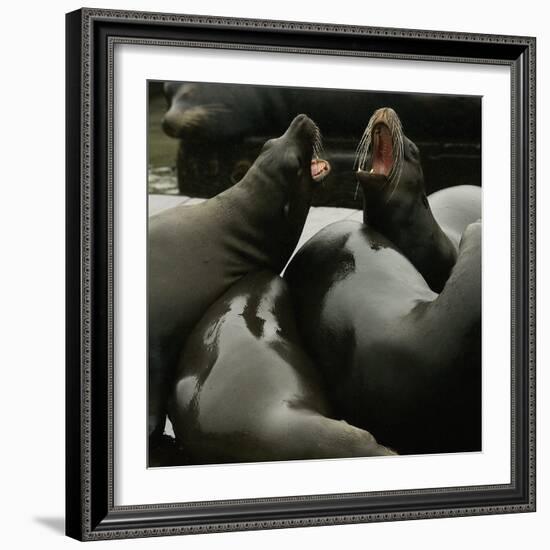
[
  {"xmin": 311, "ymin": 121, "xmax": 323, "ymax": 159},
  {"xmin": 354, "ymin": 108, "xmax": 405, "ymax": 202}
]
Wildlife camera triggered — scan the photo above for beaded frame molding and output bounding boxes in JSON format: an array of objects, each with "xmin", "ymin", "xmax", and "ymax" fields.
[{"xmin": 65, "ymin": 7, "xmax": 536, "ymax": 541}]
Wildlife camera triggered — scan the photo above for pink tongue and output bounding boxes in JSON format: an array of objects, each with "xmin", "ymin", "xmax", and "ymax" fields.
[
  {"xmin": 373, "ymin": 126, "xmax": 392, "ymax": 176},
  {"xmin": 311, "ymin": 159, "xmax": 330, "ymax": 180}
]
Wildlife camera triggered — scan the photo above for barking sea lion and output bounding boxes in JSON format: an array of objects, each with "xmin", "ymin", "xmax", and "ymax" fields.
[
  {"xmin": 148, "ymin": 115, "xmax": 330, "ymax": 458},
  {"xmin": 355, "ymin": 107, "xmax": 480, "ymax": 292},
  {"xmin": 284, "ymin": 108, "xmax": 481, "ymax": 454}
]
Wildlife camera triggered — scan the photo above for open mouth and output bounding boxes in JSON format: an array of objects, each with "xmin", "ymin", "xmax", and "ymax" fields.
[
  {"xmin": 371, "ymin": 123, "xmax": 393, "ymax": 177},
  {"xmin": 311, "ymin": 158, "xmax": 331, "ymax": 182},
  {"xmin": 286, "ymin": 114, "xmax": 331, "ymax": 183},
  {"xmin": 355, "ymin": 108, "xmax": 404, "ymax": 198},
  {"xmin": 304, "ymin": 116, "xmax": 330, "ymax": 183}
]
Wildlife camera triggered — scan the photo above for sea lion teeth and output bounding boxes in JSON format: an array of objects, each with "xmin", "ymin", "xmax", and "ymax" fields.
[
  {"xmin": 356, "ymin": 107, "xmax": 463, "ymax": 292},
  {"xmin": 355, "ymin": 107, "xmax": 404, "ymax": 190},
  {"xmin": 311, "ymin": 159, "xmax": 331, "ymax": 181}
]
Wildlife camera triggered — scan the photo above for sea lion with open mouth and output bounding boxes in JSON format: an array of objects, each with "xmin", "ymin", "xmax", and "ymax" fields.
[
  {"xmin": 355, "ymin": 107, "xmax": 480, "ymax": 292},
  {"xmin": 148, "ymin": 115, "xmax": 330, "ymax": 458},
  {"xmin": 284, "ymin": 108, "xmax": 481, "ymax": 454},
  {"xmin": 170, "ymin": 271, "xmax": 395, "ymax": 464}
]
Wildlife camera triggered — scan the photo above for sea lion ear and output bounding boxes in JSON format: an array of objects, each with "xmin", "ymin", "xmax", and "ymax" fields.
[
  {"xmin": 407, "ymin": 140, "xmax": 420, "ymax": 160},
  {"xmin": 311, "ymin": 159, "xmax": 331, "ymax": 182}
]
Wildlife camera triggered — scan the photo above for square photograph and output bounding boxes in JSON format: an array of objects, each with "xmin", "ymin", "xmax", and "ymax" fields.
[{"xmin": 146, "ymin": 81, "xmax": 482, "ymax": 467}]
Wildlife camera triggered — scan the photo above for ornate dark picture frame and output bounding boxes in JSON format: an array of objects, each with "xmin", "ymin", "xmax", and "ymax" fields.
[{"xmin": 65, "ymin": 8, "xmax": 536, "ymax": 541}]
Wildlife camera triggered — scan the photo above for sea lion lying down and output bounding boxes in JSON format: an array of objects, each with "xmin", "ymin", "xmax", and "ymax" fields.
[
  {"xmin": 148, "ymin": 115, "xmax": 331, "ymax": 454},
  {"xmin": 285, "ymin": 108, "xmax": 482, "ymax": 455},
  {"xmin": 170, "ymin": 271, "xmax": 395, "ymax": 464}
]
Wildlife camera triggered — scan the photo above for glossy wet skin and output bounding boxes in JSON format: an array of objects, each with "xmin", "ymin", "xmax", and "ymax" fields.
[
  {"xmin": 170, "ymin": 271, "xmax": 394, "ymax": 464},
  {"xmin": 148, "ymin": 115, "xmax": 329, "ymax": 449},
  {"xmin": 428, "ymin": 184, "xmax": 482, "ymax": 249},
  {"xmin": 282, "ymin": 108, "xmax": 482, "ymax": 454},
  {"xmin": 284, "ymin": 220, "xmax": 481, "ymax": 454},
  {"xmin": 356, "ymin": 108, "xmax": 458, "ymax": 293}
]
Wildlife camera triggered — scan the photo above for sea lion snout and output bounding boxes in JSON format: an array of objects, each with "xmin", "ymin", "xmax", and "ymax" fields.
[
  {"xmin": 161, "ymin": 111, "xmax": 180, "ymax": 137},
  {"xmin": 372, "ymin": 107, "xmax": 399, "ymax": 127},
  {"xmin": 161, "ymin": 104, "xmax": 214, "ymax": 139},
  {"xmin": 267, "ymin": 114, "xmax": 331, "ymax": 182},
  {"xmin": 355, "ymin": 107, "xmax": 428, "ymax": 206},
  {"xmin": 284, "ymin": 114, "xmax": 317, "ymax": 141},
  {"xmin": 161, "ymin": 81, "xmax": 187, "ymax": 137}
]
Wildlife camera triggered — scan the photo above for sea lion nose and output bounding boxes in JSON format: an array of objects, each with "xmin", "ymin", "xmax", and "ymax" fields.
[
  {"xmin": 161, "ymin": 113, "xmax": 178, "ymax": 137},
  {"xmin": 287, "ymin": 114, "xmax": 314, "ymax": 138},
  {"xmin": 290, "ymin": 113, "xmax": 311, "ymax": 128}
]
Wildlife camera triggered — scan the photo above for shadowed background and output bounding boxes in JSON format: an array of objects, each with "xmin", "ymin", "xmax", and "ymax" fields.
[{"xmin": 148, "ymin": 81, "xmax": 481, "ymax": 208}]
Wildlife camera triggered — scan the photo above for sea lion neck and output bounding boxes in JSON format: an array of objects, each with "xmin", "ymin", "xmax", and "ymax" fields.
[
  {"xmin": 361, "ymin": 186, "xmax": 457, "ymax": 293},
  {"xmin": 215, "ymin": 113, "xmax": 322, "ymax": 272},
  {"xmin": 357, "ymin": 137, "xmax": 458, "ymax": 294},
  {"xmin": 216, "ymin": 158, "xmax": 314, "ymax": 273},
  {"xmin": 356, "ymin": 108, "xmax": 460, "ymax": 293},
  {"xmin": 225, "ymin": 161, "xmax": 290, "ymax": 220}
]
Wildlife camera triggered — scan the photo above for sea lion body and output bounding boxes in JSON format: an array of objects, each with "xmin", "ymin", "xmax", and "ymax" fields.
[
  {"xmin": 284, "ymin": 220, "xmax": 482, "ymax": 455},
  {"xmin": 284, "ymin": 108, "xmax": 482, "ymax": 454},
  {"xmin": 170, "ymin": 271, "xmax": 394, "ymax": 464},
  {"xmin": 429, "ymin": 185, "xmax": 481, "ymax": 249},
  {"xmin": 148, "ymin": 115, "xmax": 329, "ymax": 446},
  {"xmin": 162, "ymin": 81, "xmax": 288, "ymax": 142}
]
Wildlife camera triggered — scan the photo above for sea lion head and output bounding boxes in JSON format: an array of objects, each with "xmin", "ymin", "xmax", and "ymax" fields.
[
  {"xmin": 252, "ymin": 113, "xmax": 331, "ymax": 190},
  {"xmin": 241, "ymin": 114, "xmax": 331, "ymax": 269},
  {"xmin": 161, "ymin": 82, "xmax": 266, "ymax": 142},
  {"xmin": 354, "ymin": 107, "xmax": 458, "ymax": 293},
  {"xmin": 355, "ymin": 107, "xmax": 429, "ymax": 229}
]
